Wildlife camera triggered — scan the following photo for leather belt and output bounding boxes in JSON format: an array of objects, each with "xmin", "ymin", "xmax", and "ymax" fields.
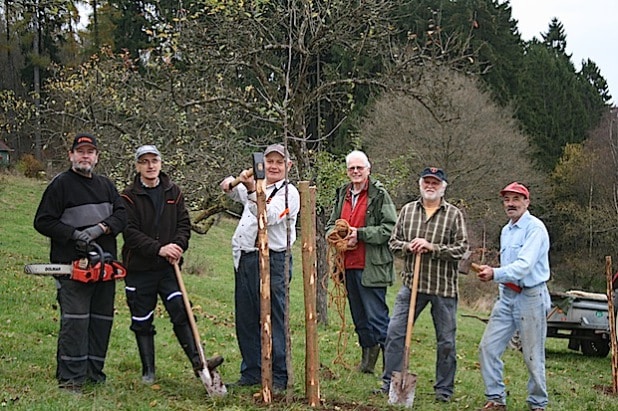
[{"xmin": 504, "ymin": 282, "xmax": 522, "ymax": 293}]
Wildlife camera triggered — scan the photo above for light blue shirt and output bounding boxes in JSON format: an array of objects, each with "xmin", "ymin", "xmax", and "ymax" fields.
[{"xmin": 493, "ymin": 210, "xmax": 550, "ymax": 288}]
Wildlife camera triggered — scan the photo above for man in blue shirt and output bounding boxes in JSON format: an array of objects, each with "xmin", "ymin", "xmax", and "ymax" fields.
[{"xmin": 476, "ymin": 182, "xmax": 550, "ymax": 411}]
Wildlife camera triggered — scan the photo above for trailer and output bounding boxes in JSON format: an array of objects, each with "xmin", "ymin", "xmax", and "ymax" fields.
[{"xmin": 547, "ymin": 290, "xmax": 615, "ymax": 357}]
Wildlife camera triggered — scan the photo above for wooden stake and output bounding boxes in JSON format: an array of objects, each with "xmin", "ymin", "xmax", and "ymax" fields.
[
  {"xmin": 300, "ymin": 182, "xmax": 320, "ymax": 406},
  {"xmin": 606, "ymin": 256, "xmax": 618, "ymax": 393},
  {"xmin": 256, "ymin": 177, "xmax": 272, "ymax": 403}
]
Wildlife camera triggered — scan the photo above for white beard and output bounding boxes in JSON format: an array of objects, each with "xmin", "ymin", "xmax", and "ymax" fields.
[{"xmin": 421, "ymin": 187, "xmax": 445, "ymax": 202}]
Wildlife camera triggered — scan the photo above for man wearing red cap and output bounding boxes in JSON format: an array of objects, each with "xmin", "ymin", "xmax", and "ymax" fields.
[{"xmin": 476, "ymin": 182, "xmax": 550, "ymax": 411}]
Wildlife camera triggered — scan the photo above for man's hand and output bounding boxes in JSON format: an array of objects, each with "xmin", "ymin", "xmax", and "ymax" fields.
[
  {"xmin": 83, "ymin": 224, "xmax": 105, "ymax": 240},
  {"xmin": 407, "ymin": 238, "xmax": 433, "ymax": 254},
  {"xmin": 159, "ymin": 243, "xmax": 184, "ymax": 264},
  {"xmin": 238, "ymin": 169, "xmax": 256, "ymax": 193},
  {"xmin": 347, "ymin": 227, "xmax": 358, "ymax": 247},
  {"xmin": 477, "ymin": 265, "xmax": 494, "ymax": 282},
  {"xmin": 220, "ymin": 176, "xmax": 235, "ymax": 193},
  {"xmin": 72, "ymin": 229, "xmax": 91, "ymax": 243}
]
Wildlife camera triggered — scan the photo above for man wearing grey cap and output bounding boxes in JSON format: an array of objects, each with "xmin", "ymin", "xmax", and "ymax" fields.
[
  {"xmin": 220, "ymin": 143, "xmax": 300, "ymax": 392},
  {"xmin": 121, "ymin": 145, "xmax": 223, "ymax": 385}
]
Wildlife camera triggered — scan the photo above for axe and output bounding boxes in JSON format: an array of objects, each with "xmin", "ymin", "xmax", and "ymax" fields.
[{"xmin": 227, "ymin": 153, "xmax": 265, "ymax": 190}]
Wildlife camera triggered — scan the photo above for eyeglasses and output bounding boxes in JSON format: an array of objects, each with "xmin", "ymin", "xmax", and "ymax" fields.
[
  {"xmin": 347, "ymin": 166, "xmax": 366, "ymax": 172},
  {"xmin": 137, "ymin": 158, "xmax": 161, "ymax": 165}
]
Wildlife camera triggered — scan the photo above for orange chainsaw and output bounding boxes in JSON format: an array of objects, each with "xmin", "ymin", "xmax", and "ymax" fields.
[{"xmin": 24, "ymin": 242, "xmax": 126, "ymax": 283}]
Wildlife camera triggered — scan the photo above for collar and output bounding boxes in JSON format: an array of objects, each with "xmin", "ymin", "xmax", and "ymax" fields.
[
  {"xmin": 140, "ymin": 176, "xmax": 160, "ymax": 188},
  {"xmin": 417, "ymin": 197, "xmax": 446, "ymax": 209},
  {"xmin": 266, "ymin": 179, "xmax": 287, "ymax": 190},
  {"xmin": 509, "ymin": 210, "xmax": 531, "ymax": 228}
]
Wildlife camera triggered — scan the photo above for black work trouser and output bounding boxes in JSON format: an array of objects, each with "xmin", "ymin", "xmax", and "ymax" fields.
[
  {"xmin": 55, "ymin": 277, "xmax": 115, "ymax": 385},
  {"xmin": 124, "ymin": 267, "xmax": 190, "ymax": 336}
]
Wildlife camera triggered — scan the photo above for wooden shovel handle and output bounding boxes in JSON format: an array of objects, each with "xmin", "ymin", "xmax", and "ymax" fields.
[
  {"xmin": 402, "ymin": 253, "xmax": 421, "ymax": 372},
  {"xmin": 228, "ymin": 168, "xmax": 254, "ymax": 190},
  {"xmin": 173, "ymin": 262, "xmax": 206, "ymax": 369}
]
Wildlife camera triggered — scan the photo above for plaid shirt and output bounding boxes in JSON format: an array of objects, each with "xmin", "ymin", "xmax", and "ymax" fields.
[{"xmin": 389, "ymin": 198, "xmax": 468, "ymax": 298}]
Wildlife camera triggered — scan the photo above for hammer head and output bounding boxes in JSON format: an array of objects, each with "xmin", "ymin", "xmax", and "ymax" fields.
[{"xmin": 252, "ymin": 152, "xmax": 265, "ymax": 179}]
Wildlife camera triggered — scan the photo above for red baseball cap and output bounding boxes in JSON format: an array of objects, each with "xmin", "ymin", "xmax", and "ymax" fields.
[{"xmin": 500, "ymin": 182, "xmax": 529, "ymax": 199}]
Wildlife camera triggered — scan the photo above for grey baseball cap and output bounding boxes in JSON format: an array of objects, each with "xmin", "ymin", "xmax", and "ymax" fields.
[{"xmin": 135, "ymin": 145, "xmax": 161, "ymax": 160}]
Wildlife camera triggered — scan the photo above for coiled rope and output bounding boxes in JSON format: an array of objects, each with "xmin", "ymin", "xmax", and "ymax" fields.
[{"xmin": 325, "ymin": 218, "xmax": 356, "ymax": 367}]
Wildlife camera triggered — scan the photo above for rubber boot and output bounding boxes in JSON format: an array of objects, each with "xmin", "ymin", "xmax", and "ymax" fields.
[
  {"xmin": 360, "ymin": 344, "xmax": 381, "ymax": 374},
  {"xmin": 136, "ymin": 334, "xmax": 155, "ymax": 384},
  {"xmin": 174, "ymin": 324, "xmax": 224, "ymax": 374},
  {"xmin": 357, "ymin": 347, "xmax": 369, "ymax": 372}
]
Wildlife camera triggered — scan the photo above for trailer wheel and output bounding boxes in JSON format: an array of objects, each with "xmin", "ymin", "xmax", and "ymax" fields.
[{"xmin": 581, "ymin": 336, "xmax": 610, "ymax": 357}]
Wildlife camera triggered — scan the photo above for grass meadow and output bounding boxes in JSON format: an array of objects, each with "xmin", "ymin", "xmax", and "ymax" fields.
[{"xmin": 1, "ymin": 173, "xmax": 617, "ymax": 410}]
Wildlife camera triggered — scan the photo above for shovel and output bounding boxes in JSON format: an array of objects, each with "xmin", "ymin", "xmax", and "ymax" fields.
[
  {"xmin": 389, "ymin": 253, "xmax": 421, "ymax": 407},
  {"xmin": 173, "ymin": 263, "xmax": 227, "ymax": 397}
]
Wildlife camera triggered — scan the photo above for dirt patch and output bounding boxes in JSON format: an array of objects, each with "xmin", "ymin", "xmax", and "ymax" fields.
[
  {"xmin": 250, "ymin": 393, "xmax": 383, "ymax": 410},
  {"xmin": 593, "ymin": 384, "xmax": 618, "ymax": 396}
]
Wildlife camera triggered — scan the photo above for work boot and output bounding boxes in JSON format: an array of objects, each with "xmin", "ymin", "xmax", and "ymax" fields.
[
  {"xmin": 206, "ymin": 355, "xmax": 224, "ymax": 371},
  {"xmin": 360, "ymin": 344, "xmax": 381, "ymax": 374},
  {"xmin": 136, "ymin": 334, "xmax": 156, "ymax": 384},
  {"xmin": 478, "ymin": 401, "xmax": 507, "ymax": 410},
  {"xmin": 357, "ymin": 347, "xmax": 369, "ymax": 372},
  {"xmin": 174, "ymin": 324, "xmax": 225, "ymax": 374},
  {"xmin": 174, "ymin": 324, "xmax": 204, "ymax": 371}
]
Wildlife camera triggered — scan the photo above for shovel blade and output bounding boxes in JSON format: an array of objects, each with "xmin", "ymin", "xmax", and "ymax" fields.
[
  {"xmin": 197, "ymin": 367, "xmax": 227, "ymax": 397},
  {"xmin": 388, "ymin": 370, "xmax": 417, "ymax": 407}
]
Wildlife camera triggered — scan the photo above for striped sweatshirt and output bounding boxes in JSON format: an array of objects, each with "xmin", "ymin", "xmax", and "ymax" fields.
[{"xmin": 389, "ymin": 198, "xmax": 468, "ymax": 298}]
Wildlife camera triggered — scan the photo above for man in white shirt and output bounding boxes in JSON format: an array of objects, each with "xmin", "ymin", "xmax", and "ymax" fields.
[{"xmin": 220, "ymin": 144, "xmax": 300, "ymax": 392}]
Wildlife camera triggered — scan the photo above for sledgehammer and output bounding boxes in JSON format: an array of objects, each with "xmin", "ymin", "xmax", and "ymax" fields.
[{"xmin": 227, "ymin": 153, "xmax": 265, "ymax": 190}]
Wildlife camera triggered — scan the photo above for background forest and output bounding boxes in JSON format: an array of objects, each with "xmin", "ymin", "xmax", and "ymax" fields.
[{"xmin": 1, "ymin": 0, "xmax": 618, "ymax": 296}]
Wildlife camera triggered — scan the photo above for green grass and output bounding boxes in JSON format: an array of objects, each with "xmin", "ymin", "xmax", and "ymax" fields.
[{"xmin": 1, "ymin": 173, "xmax": 618, "ymax": 410}]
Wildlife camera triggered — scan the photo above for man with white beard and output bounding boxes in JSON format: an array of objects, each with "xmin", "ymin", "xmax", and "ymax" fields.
[{"xmin": 376, "ymin": 167, "xmax": 468, "ymax": 403}]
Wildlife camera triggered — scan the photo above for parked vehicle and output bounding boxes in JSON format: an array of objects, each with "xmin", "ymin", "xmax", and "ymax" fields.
[{"xmin": 547, "ymin": 290, "xmax": 616, "ymax": 357}]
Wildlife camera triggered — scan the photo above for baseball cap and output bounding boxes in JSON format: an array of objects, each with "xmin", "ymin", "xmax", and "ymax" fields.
[
  {"xmin": 500, "ymin": 182, "xmax": 529, "ymax": 199},
  {"xmin": 420, "ymin": 166, "xmax": 447, "ymax": 182},
  {"xmin": 264, "ymin": 143, "xmax": 290, "ymax": 158},
  {"xmin": 71, "ymin": 133, "xmax": 98, "ymax": 151},
  {"xmin": 135, "ymin": 145, "xmax": 162, "ymax": 160}
]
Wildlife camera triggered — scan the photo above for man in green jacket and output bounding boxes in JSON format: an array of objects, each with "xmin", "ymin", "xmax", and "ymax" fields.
[{"xmin": 326, "ymin": 150, "xmax": 397, "ymax": 374}]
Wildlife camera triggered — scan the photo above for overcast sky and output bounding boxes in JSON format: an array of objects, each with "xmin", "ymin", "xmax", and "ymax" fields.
[{"xmin": 509, "ymin": 0, "xmax": 617, "ymax": 105}]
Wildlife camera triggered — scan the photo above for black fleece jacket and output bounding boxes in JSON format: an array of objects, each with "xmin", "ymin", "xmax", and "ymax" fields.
[
  {"xmin": 34, "ymin": 168, "xmax": 126, "ymax": 263},
  {"xmin": 120, "ymin": 171, "xmax": 191, "ymax": 272}
]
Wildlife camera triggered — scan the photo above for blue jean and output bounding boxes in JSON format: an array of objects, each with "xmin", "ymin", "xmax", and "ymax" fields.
[
  {"xmin": 235, "ymin": 250, "xmax": 291, "ymax": 388},
  {"xmin": 478, "ymin": 284, "xmax": 549, "ymax": 409},
  {"xmin": 382, "ymin": 286, "xmax": 458, "ymax": 397},
  {"xmin": 345, "ymin": 269, "xmax": 389, "ymax": 348}
]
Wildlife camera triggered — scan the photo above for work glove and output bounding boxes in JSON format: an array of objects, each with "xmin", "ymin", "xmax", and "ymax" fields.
[
  {"xmin": 83, "ymin": 224, "xmax": 105, "ymax": 241},
  {"xmin": 72, "ymin": 229, "xmax": 92, "ymax": 243}
]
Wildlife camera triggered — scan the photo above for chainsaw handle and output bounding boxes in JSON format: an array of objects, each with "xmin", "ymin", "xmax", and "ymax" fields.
[{"xmin": 88, "ymin": 242, "xmax": 106, "ymax": 281}]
